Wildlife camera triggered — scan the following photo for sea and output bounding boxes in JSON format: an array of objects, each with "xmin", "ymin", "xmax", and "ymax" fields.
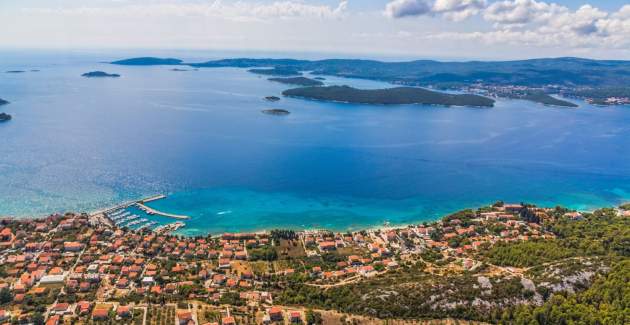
[{"xmin": 1, "ymin": 50, "xmax": 630, "ymax": 236}]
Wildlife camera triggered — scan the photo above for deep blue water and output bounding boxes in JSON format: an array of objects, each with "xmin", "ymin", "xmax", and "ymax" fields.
[{"xmin": 2, "ymin": 51, "xmax": 630, "ymax": 235}]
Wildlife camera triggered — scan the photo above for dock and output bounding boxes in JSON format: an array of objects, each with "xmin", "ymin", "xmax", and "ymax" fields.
[{"xmin": 135, "ymin": 202, "xmax": 191, "ymax": 220}]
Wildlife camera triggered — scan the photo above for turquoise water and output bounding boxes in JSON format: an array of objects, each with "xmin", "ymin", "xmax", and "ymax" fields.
[{"xmin": 1, "ymin": 50, "xmax": 630, "ymax": 235}]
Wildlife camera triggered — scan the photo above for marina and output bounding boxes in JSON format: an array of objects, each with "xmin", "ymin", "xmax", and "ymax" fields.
[{"xmin": 98, "ymin": 194, "xmax": 190, "ymax": 234}]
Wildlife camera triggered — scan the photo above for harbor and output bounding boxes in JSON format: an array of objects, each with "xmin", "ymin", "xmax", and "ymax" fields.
[{"xmin": 92, "ymin": 194, "xmax": 189, "ymax": 234}]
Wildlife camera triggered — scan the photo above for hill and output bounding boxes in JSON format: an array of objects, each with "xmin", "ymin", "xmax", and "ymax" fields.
[{"xmin": 282, "ymin": 85, "xmax": 495, "ymax": 107}]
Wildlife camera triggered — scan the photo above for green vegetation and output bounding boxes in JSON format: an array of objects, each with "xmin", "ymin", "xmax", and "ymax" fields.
[
  {"xmin": 282, "ymin": 85, "xmax": 495, "ymax": 107},
  {"xmin": 274, "ymin": 207, "xmax": 629, "ymax": 323},
  {"xmin": 485, "ymin": 240, "xmax": 577, "ymax": 267},
  {"xmin": 268, "ymin": 77, "xmax": 324, "ymax": 86},
  {"xmin": 503, "ymin": 260, "xmax": 629, "ymax": 324}
]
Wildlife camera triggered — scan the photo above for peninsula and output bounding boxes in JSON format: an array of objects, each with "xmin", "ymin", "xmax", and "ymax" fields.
[
  {"xmin": 268, "ymin": 76, "xmax": 324, "ymax": 86},
  {"xmin": 283, "ymin": 85, "xmax": 495, "ymax": 107},
  {"xmin": 0, "ymin": 98, "xmax": 8, "ymax": 106},
  {"xmin": 111, "ymin": 56, "xmax": 630, "ymax": 106},
  {"xmin": 81, "ymin": 71, "xmax": 121, "ymax": 78},
  {"xmin": 248, "ymin": 67, "xmax": 302, "ymax": 76}
]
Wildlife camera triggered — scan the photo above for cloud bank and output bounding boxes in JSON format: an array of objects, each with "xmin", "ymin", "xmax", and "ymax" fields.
[{"xmin": 385, "ymin": 0, "xmax": 630, "ymax": 49}]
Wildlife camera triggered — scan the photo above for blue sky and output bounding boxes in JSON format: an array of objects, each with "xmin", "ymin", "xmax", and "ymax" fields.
[{"xmin": 1, "ymin": 0, "xmax": 629, "ymax": 59}]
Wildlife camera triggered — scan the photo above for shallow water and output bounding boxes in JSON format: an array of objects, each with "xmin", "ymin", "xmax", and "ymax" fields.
[{"xmin": 1, "ymin": 51, "xmax": 630, "ymax": 235}]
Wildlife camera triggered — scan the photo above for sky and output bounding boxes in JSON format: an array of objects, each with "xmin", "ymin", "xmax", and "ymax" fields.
[{"xmin": 1, "ymin": 0, "xmax": 630, "ymax": 60}]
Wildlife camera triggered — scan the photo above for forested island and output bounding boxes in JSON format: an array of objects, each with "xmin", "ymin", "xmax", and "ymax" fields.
[
  {"xmin": 111, "ymin": 57, "xmax": 183, "ymax": 65},
  {"xmin": 264, "ymin": 96, "xmax": 281, "ymax": 102},
  {"xmin": 82, "ymin": 71, "xmax": 120, "ymax": 78},
  {"xmin": 268, "ymin": 77, "xmax": 324, "ymax": 86},
  {"xmin": 0, "ymin": 98, "xmax": 8, "ymax": 106},
  {"xmin": 0, "ymin": 112, "xmax": 12, "ymax": 122},
  {"xmin": 262, "ymin": 109, "xmax": 290, "ymax": 116},
  {"xmin": 283, "ymin": 85, "xmax": 495, "ymax": 107}
]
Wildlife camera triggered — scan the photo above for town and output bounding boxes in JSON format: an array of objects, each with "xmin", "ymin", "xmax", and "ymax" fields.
[{"xmin": 0, "ymin": 202, "xmax": 625, "ymax": 325}]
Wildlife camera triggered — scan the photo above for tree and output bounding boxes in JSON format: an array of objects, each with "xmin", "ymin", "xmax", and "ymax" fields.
[{"xmin": 0, "ymin": 288, "xmax": 12, "ymax": 304}]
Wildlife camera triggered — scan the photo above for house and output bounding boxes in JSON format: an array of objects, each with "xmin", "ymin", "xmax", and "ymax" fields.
[
  {"xmin": 46, "ymin": 315, "xmax": 60, "ymax": 325},
  {"xmin": 51, "ymin": 303, "xmax": 71, "ymax": 315},
  {"xmin": 222, "ymin": 316, "xmax": 236, "ymax": 325},
  {"xmin": 177, "ymin": 311, "xmax": 193, "ymax": 325},
  {"xmin": 63, "ymin": 241, "xmax": 83, "ymax": 252},
  {"xmin": 117, "ymin": 306, "xmax": 131, "ymax": 318},
  {"xmin": 77, "ymin": 301, "xmax": 91, "ymax": 315},
  {"xmin": 268, "ymin": 306, "xmax": 283, "ymax": 321},
  {"xmin": 290, "ymin": 311, "xmax": 302, "ymax": 323},
  {"xmin": 92, "ymin": 308, "xmax": 109, "ymax": 321}
]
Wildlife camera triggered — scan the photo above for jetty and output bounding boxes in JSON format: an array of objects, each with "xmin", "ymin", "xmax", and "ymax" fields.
[
  {"xmin": 135, "ymin": 202, "xmax": 190, "ymax": 220},
  {"xmin": 90, "ymin": 194, "xmax": 190, "ymax": 220}
]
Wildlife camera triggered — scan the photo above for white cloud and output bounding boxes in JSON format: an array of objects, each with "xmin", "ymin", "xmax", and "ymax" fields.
[
  {"xmin": 433, "ymin": 0, "xmax": 486, "ymax": 21},
  {"xmin": 384, "ymin": 0, "xmax": 486, "ymax": 21},
  {"xmin": 384, "ymin": 0, "xmax": 432, "ymax": 18},
  {"xmin": 483, "ymin": 0, "xmax": 565, "ymax": 26}
]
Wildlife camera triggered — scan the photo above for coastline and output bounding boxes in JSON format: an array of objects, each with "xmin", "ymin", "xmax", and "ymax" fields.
[{"xmin": 6, "ymin": 191, "xmax": 625, "ymax": 237}]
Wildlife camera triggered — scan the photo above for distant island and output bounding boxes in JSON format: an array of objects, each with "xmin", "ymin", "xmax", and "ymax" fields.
[
  {"xmin": 0, "ymin": 98, "xmax": 9, "ymax": 106},
  {"xmin": 268, "ymin": 77, "xmax": 324, "ymax": 86},
  {"xmin": 111, "ymin": 56, "xmax": 630, "ymax": 105},
  {"xmin": 264, "ymin": 96, "xmax": 281, "ymax": 102},
  {"xmin": 283, "ymin": 85, "xmax": 495, "ymax": 107},
  {"xmin": 0, "ymin": 112, "xmax": 12, "ymax": 122},
  {"xmin": 170, "ymin": 68, "xmax": 190, "ymax": 72},
  {"xmin": 82, "ymin": 71, "xmax": 121, "ymax": 78},
  {"xmin": 262, "ymin": 109, "xmax": 290, "ymax": 116},
  {"xmin": 111, "ymin": 57, "xmax": 183, "ymax": 65},
  {"xmin": 248, "ymin": 67, "xmax": 302, "ymax": 76},
  {"xmin": 314, "ymin": 77, "xmax": 326, "ymax": 80},
  {"xmin": 6, "ymin": 70, "xmax": 25, "ymax": 73}
]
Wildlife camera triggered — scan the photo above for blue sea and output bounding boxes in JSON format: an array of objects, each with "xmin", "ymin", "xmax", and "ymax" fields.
[{"xmin": 1, "ymin": 50, "xmax": 630, "ymax": 236}]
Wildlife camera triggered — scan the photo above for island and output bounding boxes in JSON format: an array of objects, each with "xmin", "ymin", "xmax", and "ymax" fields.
[
  {"xmin": 6, "ymin": 70, "xmax": 25, "ymax": 73},
  {"xmin": 264, "ymin": 96, "xmax": 281, "ymax": 102},
  {"xmin": 81, "ymin": 71, "xmax": 121, "ymax": 78},
  {"xmin": 248, "ymin": 67, "xmax": 301, "ymax": 76},
  {"xmin": 170, "ymin": 68, "xmax": 189, "ymax": 72},
  {"xmin": 262, "ymin": 109, "xmax": 290, "ymax": 116},
  {"xmin": 111, "ymin": 57, "xmax": 183, "ymax": 65},
  {"xmin": 314, "ymin": 77, "xmax": 326, "ymax": 80},
  {"xmin": 283, "ymin": 85, "xmax": 495, "ymax": 107},
  {"xmin": 268, "ymin": 77, "xmax": 324, "ymax": 86},
  {"xmin": 0, "ymin": 112, "xmax": 11, "ymax": 122},
  {"xmin": 0, "ymin": 98, "xmax": 8, "ymax": 106}
]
